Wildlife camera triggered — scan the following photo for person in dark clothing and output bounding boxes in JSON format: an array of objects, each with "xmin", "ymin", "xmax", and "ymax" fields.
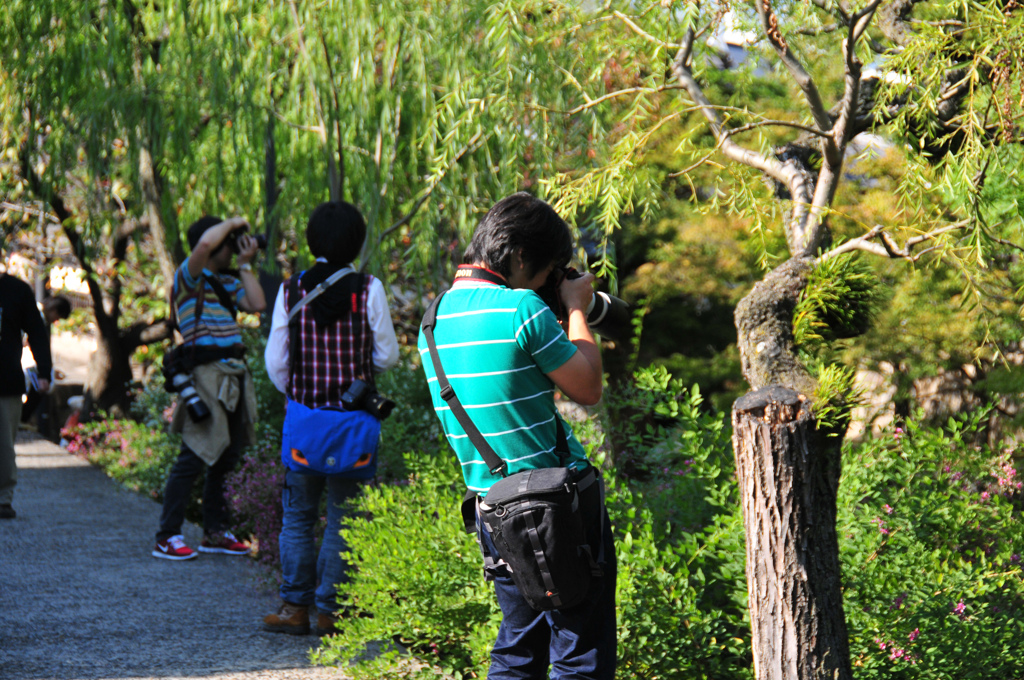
[{"xmin": 0, "ymin": 270, "xmax": 53, "ymax": 519}]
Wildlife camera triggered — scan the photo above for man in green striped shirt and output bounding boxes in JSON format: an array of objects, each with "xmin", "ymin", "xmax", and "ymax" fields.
[{"xmin": 418, "ymin": 193, "xmax": 615, "ymax": 680}]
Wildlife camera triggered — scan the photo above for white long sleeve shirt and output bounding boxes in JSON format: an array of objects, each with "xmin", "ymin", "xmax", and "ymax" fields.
[{"xmin": 264, "ymin": 264, "xmax": 400, "ymax": 394}]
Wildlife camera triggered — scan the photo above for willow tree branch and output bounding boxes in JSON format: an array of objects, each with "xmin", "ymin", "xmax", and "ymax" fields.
[{"xmin": 613, "ymin": 10, "xmax": 686, "ymax": 49}]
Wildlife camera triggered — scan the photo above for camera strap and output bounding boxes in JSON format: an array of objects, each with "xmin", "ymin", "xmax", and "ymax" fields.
[
  {"xmin": 287, "ymin": 266, "xmax": 355, "ymax": 324},
  {"xmin": 205, "ymin": 274, "xmax": 238, "ymax": 321},
  {"xmin": 421, "ymin": 292, "xmax": 569, "ymax": 479}
]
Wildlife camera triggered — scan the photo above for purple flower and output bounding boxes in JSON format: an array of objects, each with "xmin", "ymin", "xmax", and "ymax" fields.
[{"xmin": 953, "ymin": 600, "xmax": 966, "ymax": 617}]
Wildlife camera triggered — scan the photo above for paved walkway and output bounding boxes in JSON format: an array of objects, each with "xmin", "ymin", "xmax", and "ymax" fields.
[{"xmin": 0, "ymin": 433, "xmax": 346, "ymax": 680}]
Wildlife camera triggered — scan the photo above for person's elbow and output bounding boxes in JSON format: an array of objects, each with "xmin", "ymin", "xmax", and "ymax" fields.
[
  {"xmin": 549, "ymin": 359, "xmax": 603, "ymax": 406},
  {"xmin": 239, "ymin": 298, "xmax": 267, "ymax": 314},
  {"xmin": 570, "ymin": 381, "xmax": 602, "ymax": 406}
]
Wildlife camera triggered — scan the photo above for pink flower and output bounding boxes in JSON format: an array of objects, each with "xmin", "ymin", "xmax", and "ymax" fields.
[
  {"xmin": 953, "ymin": 600, "xmax": 966, "ymax": 617},
  {"xmin": 883, "ymin": 504, "xmax": 894, "ymax": 515},
  {"xmin": 908, "ymin": 628, "xmax": 919, "ymax": 642}
]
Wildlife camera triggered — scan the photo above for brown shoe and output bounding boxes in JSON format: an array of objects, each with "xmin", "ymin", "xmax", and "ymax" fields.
[
  {"xmin": 262, "ymin": 601, "xmax": 310, "ymax": 635},
  {"xmin": 314, "ymin": 611, "xmax": 340, "ymax": 637}
]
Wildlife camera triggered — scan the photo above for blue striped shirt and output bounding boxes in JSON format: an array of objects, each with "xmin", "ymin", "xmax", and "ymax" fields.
[
  {"xmin": 173, "ymin": 258, "xmax": 245, "ymax": 349},
  {"xmin": 417, "ymin": 280, "xmax": 588, "ymax": 493}
]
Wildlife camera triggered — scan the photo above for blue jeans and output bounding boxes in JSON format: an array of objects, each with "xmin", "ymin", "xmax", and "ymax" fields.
[
  {"xmin": 480, "ymin": 483, "xmax": 617, "ymax": 680},
  {"xmin": 279, "ymin": 469, "xmax": 362, "ymax": 613}
]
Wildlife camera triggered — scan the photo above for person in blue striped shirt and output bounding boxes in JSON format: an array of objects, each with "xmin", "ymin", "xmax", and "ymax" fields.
[{"xmin": 418, "ymin": 193, "xmax": 615, "ymax": 680}]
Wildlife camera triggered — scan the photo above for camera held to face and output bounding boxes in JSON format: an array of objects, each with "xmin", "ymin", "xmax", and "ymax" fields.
[
  {"xmin": 341, "ymin": 379, "xmax": 396, "ymax": 420},
  {"xmin": 225, "ymin": 228, "xmax": 268, "ymax": 254},
  {"xmin": 538, "ymin": 267, "xmax": 632, "ymax": 343},
  {"xmin": 169, "ymin": 373, "xmax": 212, "ymax": 422}
]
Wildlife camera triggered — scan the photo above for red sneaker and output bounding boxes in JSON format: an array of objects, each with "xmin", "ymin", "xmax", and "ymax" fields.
[
  {"xmin": 198, "ymin": 531, "xmax": 250, "ymax": 555},
  {"xmin": 152, "ymin": 535, "xmax": 198, "ymax": 561}
]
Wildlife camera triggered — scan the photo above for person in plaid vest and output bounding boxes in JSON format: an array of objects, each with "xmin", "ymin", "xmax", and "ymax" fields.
[{"xmin": 262, "ymin": 201, "xmax": 399, "ymax": 635}]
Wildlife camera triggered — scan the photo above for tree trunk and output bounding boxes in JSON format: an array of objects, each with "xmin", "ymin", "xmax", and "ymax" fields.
[
  {"xmin": 83, "ymin": 319, "xmax": 135, "ymax": 417},
  {"xmin": 82, "ymin": 319, "xmax": 173, "ymax": 418},
  {"xmin": 732, "ymin": 259, "xmax": 853, "ymax": 680},
  {"xmin": 732, "ymin": 387, "xmax": 852, "ymax": 680}
]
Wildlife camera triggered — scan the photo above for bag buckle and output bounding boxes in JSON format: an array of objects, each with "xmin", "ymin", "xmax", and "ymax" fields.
[
  {"xmin": 440, "ymin": 385, "xmax": 456, "ymax": 401},
  {"xmin": 490, "ymin": 461, "xmax": 508, "ymax": 477}
]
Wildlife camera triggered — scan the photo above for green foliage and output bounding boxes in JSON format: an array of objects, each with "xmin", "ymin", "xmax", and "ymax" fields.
[
  {"xmin": 314, "ymin": 450, "xmax": 498, "ymax": 679},
  {"xmin": 839, "ymin": 412, "xmax": 1024, "ymax": 678},
  {"xmin": 794, "ymin": 253, "xmax": 880, "ymax": 352},
  {"xmin": 812, "ymin": 363, "xmax": 863, "ymax": 436}
]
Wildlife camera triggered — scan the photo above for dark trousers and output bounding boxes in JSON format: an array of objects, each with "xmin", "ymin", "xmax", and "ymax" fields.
[
  {"xmin": 480, "ymin": 478, "xmax": 617, "ymax": 680},
  {"xmin": 156, "ymin": 400, "xmax": 244, "ymax": 542}
]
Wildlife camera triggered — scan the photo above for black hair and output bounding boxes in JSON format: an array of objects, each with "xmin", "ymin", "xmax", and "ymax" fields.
[
  {"xmin": 463, "ymin": 192, "xmax": 573, "ymax": 278},
  {"xmin": 306, "ymin": 201, "xmax": 367, "ymax": 265},
  {"xmin": 186, "ymin": 215, "xmax": 225, "ymax": 252},
  {"xmin": 43, "ymin": 296, "xmax": 72, "ymax": 319}
]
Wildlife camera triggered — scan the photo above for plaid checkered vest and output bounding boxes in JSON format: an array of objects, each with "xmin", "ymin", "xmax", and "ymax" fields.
[{"xmin": 284, "ymin": 272, "xmax": 375, "ymax": 409}]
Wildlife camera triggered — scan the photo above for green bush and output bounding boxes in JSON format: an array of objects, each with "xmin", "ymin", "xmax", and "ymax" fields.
[
  {"xmin": 63, "ymin": 416, "xmax": 182, "ymax": 502},
  {"xmin": 839, "ymin": 413, "xmax": 1024, "ymax": 678},
  {"xmin": 315, "ymin": 448, "xmax": 498, "ymax": 679}
]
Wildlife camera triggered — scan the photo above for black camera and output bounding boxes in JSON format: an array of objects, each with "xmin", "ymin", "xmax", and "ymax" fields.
[
  {"xmin": 225, "ymin": 229, "xmax": 268, "ymax": 253},
  {"xmin": 342, "ymin": 379, "xmax": 396, "ymax": 420},
  {"xmin": 538, "ymin": 267, "xmax": 632, "ymax": 343},
  {"xmin": 170, "ymin": 373, "xmax": 212, "ymax": 422}
]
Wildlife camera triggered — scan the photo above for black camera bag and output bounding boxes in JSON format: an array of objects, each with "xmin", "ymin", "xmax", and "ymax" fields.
[{"xmin": 421, "ymin": 293, "xmax": 601, "ymax": 611}]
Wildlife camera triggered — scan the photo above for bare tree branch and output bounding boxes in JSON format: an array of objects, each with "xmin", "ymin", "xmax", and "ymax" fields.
[
  {"xmin": 612, "ymin": 10, "xmax": 686, "ymax": 50},
  {"xmin": 531, "ymin": 84, "xmax": 687, "ymax": 116},
  {"xmin": 757, "ymin": 0, "xmax": 835, "ymax": 136},
  {"xmin": 672, "ymin": 31, "xmax": 814, "ymax": 252},
  {"xmin": 820, "ymin": 220, "xmax": 972, "ymax": 261}
]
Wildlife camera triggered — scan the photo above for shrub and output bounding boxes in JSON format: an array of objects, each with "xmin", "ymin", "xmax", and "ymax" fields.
[
  {"xmin": 839, "ymin": 412, "xmax": 1024, "ymax": 678},
  {"xmin": 223, "ymin": 423, "xmax": 289, "ymax": 570},
  {"xmin": 315, "ymin": 447, "xmax": 498, "ymax": 679}
]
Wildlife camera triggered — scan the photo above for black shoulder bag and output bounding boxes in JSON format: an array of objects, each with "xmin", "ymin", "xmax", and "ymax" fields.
[{"xmin": 421, "ymin": 292, "xmax": 602, "ymax": 611}]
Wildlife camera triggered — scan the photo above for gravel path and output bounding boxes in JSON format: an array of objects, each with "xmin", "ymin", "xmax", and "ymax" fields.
[{"xmin": 0, "ymin": 433, "xmax": 348, "ymax": 680}]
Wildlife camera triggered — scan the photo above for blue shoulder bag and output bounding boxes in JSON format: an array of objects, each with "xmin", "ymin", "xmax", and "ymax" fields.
[{"xmin": 280, "ymin": 268, "xmax": 380, "ymax": 479}]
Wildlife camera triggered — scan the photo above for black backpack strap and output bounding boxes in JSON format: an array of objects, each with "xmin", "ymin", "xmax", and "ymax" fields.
[
  {"xmin": 206, "ymin": 274, "xmax": 237, "ymax": 320},
  {"xmin": 421, "ymin": 293, "xmax": 508, "ymax": 478}
]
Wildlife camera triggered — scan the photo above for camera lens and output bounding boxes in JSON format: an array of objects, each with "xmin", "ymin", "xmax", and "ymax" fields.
[{"xmin": 173, "ymin": 375, "xmax": 211, "ymax": 422}]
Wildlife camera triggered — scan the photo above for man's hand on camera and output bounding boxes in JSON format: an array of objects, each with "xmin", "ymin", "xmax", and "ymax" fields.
[
  {"xmin": 236, "ymin": 234, "xmax": 260, "ymax": 264},
  {"xmin": 558, "ymin": 271, "xmax": 595, "ymax": 314}
]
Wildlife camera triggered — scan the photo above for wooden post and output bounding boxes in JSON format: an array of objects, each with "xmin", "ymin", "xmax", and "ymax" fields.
[{"xmin": 732, "ymin": 386, "xmax": 852, "ymax": 680}]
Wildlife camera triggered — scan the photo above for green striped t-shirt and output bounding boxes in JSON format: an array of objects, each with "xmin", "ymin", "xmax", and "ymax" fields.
[{"xmin": 417, "ymin": 279, "xmax": 590, "ymax": 493}]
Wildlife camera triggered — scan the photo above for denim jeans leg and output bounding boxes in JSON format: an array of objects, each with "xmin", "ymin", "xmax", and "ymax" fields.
[
  {"xmin": 314, "ymin": 476, "xmax": 363, "ymax": 613},
  {"xmin": 156, "ymin": 445, "xmax": 206, "ymax": 542},
  {"xmin": 279, "ymin": 470, "xmax": 325, "ymax": 606},
  {"xmin": 548, "ymin": 509, "xmax": 617, "ymax": 680},
  {"xmin": 481, "ymin": 523, "xmax": 552, "ymax": 680}
]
